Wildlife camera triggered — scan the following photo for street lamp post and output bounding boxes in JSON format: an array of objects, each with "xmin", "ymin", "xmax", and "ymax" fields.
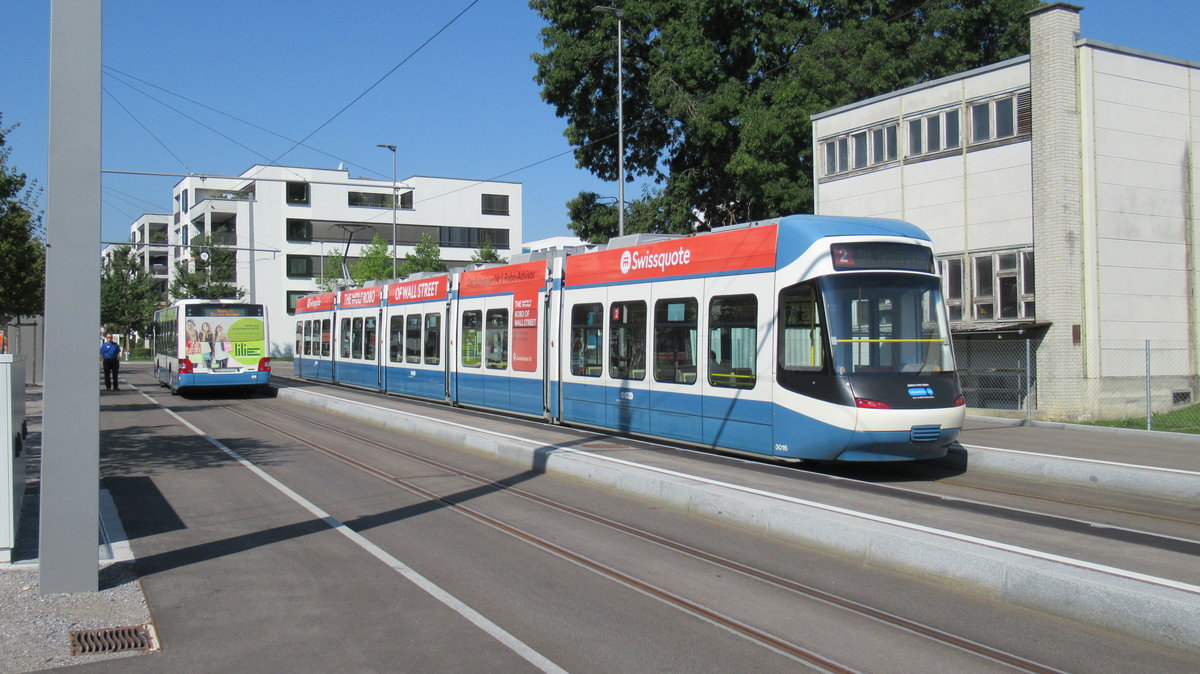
[
  {"xmin": 592, "ymin": 5, "xmax": 625, "ymax": 238},
  {"xmin": 377, "ymin": 144, "xmax": 398, "ymax": 277}
]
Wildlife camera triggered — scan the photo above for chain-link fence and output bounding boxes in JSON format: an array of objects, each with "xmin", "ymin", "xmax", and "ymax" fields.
[{"xmin": 953, "ymin": 337, "xmax": 1199, "ymax": 433}]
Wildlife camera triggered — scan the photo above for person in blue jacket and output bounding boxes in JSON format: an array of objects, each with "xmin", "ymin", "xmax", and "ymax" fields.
[{"xmin": 100, "ymin": 334, "xmax": 121, "ymax": 390}]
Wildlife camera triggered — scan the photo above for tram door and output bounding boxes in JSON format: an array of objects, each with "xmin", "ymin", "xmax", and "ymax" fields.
[{"xmin": 605, "ymin": 285, "xmax": 651, "ymax": 435}]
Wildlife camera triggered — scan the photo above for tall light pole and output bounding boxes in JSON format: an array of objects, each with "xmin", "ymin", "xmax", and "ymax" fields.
[
  {"xmin": 592, "ymin": 5, "xmax": 625, "ymax": 238},
  {"xmin": 377, "ymin": 143, "xmax": 398, "ymax": 277}
]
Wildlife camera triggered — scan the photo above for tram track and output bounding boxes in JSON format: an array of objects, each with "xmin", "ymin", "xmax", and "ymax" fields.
[
  {"xmin": 274, "ymin": 373, "xmax": 1200, "ymax": 553},
  {"xmin": 191, "ymin": 393, "xmax": 1063, "ymax": 673}
]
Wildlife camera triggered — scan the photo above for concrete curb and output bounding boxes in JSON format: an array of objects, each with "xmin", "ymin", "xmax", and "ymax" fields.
[
  {"xmin": 280, "ymin": 387, "xmax": 1200, "ymax": 655},
  {"xmin": 952, "ymin": 444, "xmax": 1200, "ymax": 503}
]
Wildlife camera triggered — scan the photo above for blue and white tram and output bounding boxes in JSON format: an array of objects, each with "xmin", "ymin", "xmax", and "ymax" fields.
[
  {"xmin": 292, "ymin": 215, "xmax": 965, "ymax": 462},
  {"xmin": 153, "ymin": 299, "xmax": 271, "ymax": 393}
]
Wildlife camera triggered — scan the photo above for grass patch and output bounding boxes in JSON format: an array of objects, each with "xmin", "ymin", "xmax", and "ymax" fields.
[{"xmin": 1082, "ymin": 403, "xmax": 1200, "ymax": 434}]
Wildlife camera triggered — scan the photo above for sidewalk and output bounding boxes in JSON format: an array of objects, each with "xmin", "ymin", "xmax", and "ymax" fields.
[{"xmin": 0, "ymin": 385, "xmax": 154, "ymax": 672}]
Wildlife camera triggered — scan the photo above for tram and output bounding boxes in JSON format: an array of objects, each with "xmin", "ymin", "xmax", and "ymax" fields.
[
  {"xmin": 152, "ymin": 299, "xmax": 271, "ymax": 393},
  {"xmin": 294, "ymin": 214, "xmax": 964, "ymax": 461}
]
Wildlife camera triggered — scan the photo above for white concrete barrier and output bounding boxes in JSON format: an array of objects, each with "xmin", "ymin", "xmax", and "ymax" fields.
[{"xmin": 279, "ymin": 386, "xmax": 1200, "ymax": 655}]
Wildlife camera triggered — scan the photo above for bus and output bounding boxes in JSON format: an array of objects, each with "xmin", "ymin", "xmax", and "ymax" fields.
[{"xmin": 152, "ymin": 299, "xmax": 271, "ymax": 393}]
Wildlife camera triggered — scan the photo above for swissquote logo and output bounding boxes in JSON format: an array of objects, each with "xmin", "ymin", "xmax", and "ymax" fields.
[{"xmin": 619, "ymin": 245, "xmax": 692, "ymax": 275}]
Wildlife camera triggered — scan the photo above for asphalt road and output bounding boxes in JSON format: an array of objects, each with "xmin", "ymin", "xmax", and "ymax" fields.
[{"xmin": 66, "ymin": 364, "xmax": 1198, "ymax": 671}]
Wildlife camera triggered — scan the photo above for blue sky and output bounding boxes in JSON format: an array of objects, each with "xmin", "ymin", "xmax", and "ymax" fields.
[{"xmin": 2, "ymin": 0, "xmax": 1198, "ymax": 247}]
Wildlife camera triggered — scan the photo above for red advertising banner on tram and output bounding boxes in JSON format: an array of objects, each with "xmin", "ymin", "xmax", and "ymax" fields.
[
  {"xmin": 459, "ymin": 260, "xmax": 546, "ymax": 372},
  {"xmin": 387, "ymin": 275, "xmax": 448, "ymax": 305},
  {"xmin": 295, "ymin": 293, "xmax": 335, "ymax": 314},
  {"xmin": 566, "ymin": 224, "xmax": 779, "ymax": 287},
  {"xmin": 338, "ymin": 285, "xmax": 383, "ymax": 308}
]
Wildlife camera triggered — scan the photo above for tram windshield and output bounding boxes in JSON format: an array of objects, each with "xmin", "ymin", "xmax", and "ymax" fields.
[{"xmin": 819, "ymin": 274, "xmax": 953, "ymax": 375}]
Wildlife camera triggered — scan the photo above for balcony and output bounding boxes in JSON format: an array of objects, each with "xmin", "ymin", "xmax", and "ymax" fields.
[{"xmin": 191, "ymin": 230, "xmax": 237, "ymax": 247}]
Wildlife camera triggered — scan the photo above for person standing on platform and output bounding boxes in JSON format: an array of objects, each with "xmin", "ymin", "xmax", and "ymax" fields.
[{"xmin": 101, "ymin": 333, "xmax": 121, "ymax": 390}]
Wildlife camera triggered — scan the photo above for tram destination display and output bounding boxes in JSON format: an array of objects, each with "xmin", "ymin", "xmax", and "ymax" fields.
[{"xmin": 829, "ymin": 242, "xmax": 934, "ymax": 272}]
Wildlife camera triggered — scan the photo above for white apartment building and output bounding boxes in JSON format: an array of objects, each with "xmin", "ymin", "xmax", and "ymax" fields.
[
  {"xmin": 127, "ymin": 213, "xmax": 171, "ymax": 299},
  {"xmin": 168, "ymin": 165, "xmax": 522, "ymax": 356},
  {"xmin": 812, "ymin": 3, "xmax": 1198, "ymax": 419}
]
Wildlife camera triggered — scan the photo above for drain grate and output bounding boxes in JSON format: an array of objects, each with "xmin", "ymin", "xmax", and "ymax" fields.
[{"xmin": 69, "ymin": 625, "xmax": 155, "ymax": 656}]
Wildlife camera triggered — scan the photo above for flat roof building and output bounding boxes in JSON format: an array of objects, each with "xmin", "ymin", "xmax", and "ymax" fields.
[
  {"xmin": 812, "ymin": 3, "xmax": 1198, "ymax": 420},
  {"xmin": 166, "ymin": 165, "xmax": 521, "ymax": 356}
]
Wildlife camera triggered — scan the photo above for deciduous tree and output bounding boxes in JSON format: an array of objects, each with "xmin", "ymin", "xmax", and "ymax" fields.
[
  {"xmin": 531, "ymin": 0, "xmax": 1038, "ymax": 238},
  {"xmin": 0, "ymin": 117, "xmax": 45, "ymax": 327},
  {"xmin": 352, "ymin": 233, "xmax": 395, "ymax": 284},
  {"xmin": 101, "ymin": 245, "xmax": 162, "ymax": 342},
  {"xmin": 169, "ymin": 235, "xmax": 245, "ymax": 300},
  {"xmin": 398, "ymin": 233, "xmax": 448, "ymax": 277}
]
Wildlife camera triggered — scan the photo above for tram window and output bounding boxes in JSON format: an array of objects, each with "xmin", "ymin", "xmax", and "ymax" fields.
[
  {"xmin": 709, "ymin": 295, "xmax": 757, "ymax": 389},
  {"xmin": 364, "ymin": 317, "xmax": 377, "ymax": 360},
  {"xmin": 570, "ymin": 303, "xmax": 603, "ymax": 377},
  {"xmin": 779, "ymin": 283, "xmax": 825, "ymax": 372},
  {"xmin": 389, "ymin": 316, "xmax": 404, "ymax": 362},
  {"xmin": 321, "ymin": 319, "xmax": 331, "ymax": 357},
  {"xmin": 609, "ymin": 301, "xmax": 646, "ymax": 381},
  {"xmin": 654, "ymin": 298, "xmax": 698, "ymax": 384},
  {"xmin": 340, "ymin": 318, "xmax": 352, "ymax": 358},
  {"xmin": 351, "ymin": 317, "xmax": 363, "ymax": 359},
  {"xmin": 424, "ymin": 313, "xmax": 441, "ymax": 365},
  {"xmin": 406, "ymin": 314, "xmax": 422, "ymax": 364},
  {"xmin": 296, "ymin": 322, "xmax": 304, "ymax": 357},
  {"xmin": 303, "ymin": 321, "xmax": 313, "ymax": 356},
  {"xmin": 461, "ymin": 310, "xmax": 482, "ymax": 368},
  {"xmin": 485, "ymin": 309, "xmax": 509, "ymax": 370}
]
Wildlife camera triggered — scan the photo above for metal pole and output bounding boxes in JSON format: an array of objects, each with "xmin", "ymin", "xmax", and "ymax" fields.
[
  {"xmin": 615, "ymin": 12, "xmax": 624, "ymax": 238},
  {"xmin": 377, "ymin": 144, "xmax": 398, "ymax": 278},
  {"xmin": 42, "ymin": 0, "xmax": 101, "ymax": 593},
  {"xmin": 1025, "ymin": 338, "xmax": 1033, "ymax": 422},
  {"xmin": 592, "ymin": 6, "xmax": 625, "ymax": 238},
  {"xmin": 1145, "ymin": 340, "xmax": 1152, "ymax": 431}
]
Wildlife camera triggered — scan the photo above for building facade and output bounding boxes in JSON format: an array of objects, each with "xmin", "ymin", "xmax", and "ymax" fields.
[
  {"xmin": 812, "ymin": 3, "xmax": 1198, "ymax": 419},
  {"xmin": 167, "ymin": 165, "xmax": 522, "ymax": 356}
]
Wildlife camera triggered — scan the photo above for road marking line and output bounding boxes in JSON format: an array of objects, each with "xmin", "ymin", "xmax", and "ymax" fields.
[{"xmin": 133, "ymin": 385, "xmax": 566, "ymax": 674}]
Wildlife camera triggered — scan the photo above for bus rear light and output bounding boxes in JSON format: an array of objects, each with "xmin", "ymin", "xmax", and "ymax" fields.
[
  {"xmin": 178, "ymin": 358, "xmax": 193, "ymax": 374},
  {"xmin": 953, "ymin": 395, "xmax": 966, "ymax": 407},
  {"xmin": 258, "ymin": 358, "xmax": 272, "ymax": 372},
  {"xmin": 855, "ymin": 397, "xmax": 890, "ymax": 409}
]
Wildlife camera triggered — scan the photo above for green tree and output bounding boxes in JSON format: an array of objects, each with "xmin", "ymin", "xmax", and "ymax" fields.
[
  {"xmin": 315, "ymin": 249, "xmax": 350, "ymax": 292},
  {"xmin": 470, "ymin": 239, "xmax": 507, "ymax": 264},
  {"xmin": 0, "ymin": 116, "xmax": 45, "ymax": 328},
  {"xmin": 101, "ymin": 245, "xmax": 162, "ymax": 342},
  {"xmin": 352, "ymin": 233, "xmax": 395, "ymax": 284},
  {"xmin": 532, "ymin": 0, "xmax": 1038, "ymax": 232},
  {"xmin": 169, "ymin": 235, "xmax": 245, "ymax": 300},
  {"xmin": 398, "ymin": 233, "xmax": 447, "ymax": 277}
]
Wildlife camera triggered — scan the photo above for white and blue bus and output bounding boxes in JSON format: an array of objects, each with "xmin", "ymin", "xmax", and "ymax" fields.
[{"xmin": 152, "ymin": 299, "xmax": 271, "ymax": 393}]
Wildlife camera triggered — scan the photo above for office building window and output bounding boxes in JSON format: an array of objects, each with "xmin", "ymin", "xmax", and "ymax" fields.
[
  {"xmin": 348, "ymin": 191, "xmax": 394, "ymax": 208},
  {"xmin": 907, "ymin": 108, "xmax": 959, "ymax": 158},
  {"xmin": 286, "ymin": 219, "xmax": 313, "ymax": 242},
  {"xmin": 286, "ymin": 255, "xmax": 314, "ymax": 278},
  {"xmin": 482, "ymin": 194, "xmax": 510, "ymax": 216},
  {"xmin": 971, "ymin": 249, "xmax": 1034, "ymax": 321},
  {"xmin": 821, "ymin": 121, "xmax": 898, "ymax": 177},
  {"xmin": 286, "ymin": 181, "xmax": 310, "ymax": 205},
  {"xmin": 969, "ymin": 93, "xmax": 1023, "ymax": 145}
]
